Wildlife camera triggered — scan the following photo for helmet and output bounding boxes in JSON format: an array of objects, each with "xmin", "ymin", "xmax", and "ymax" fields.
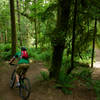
[{"xmin": 21, "ymin": 47, "xmax": 26, "ymax": 51}]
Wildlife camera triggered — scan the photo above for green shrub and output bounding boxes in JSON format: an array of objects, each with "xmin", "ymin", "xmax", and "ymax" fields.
[
  {"xmin": 55, "ymin": 71, "xmax": 76, "ymax": 94},
  {"xmin": 78, "ymin": 69, "xmax": 93, "ymax": 80},
  {"xmin": 0, "ymin": 43, "xmax": 11, "ymax": 60},
  {"xmin": 40, "ymin": 71, "xmax": 49, "ymax": 81},
  {"xmin": 75, "ymin": 69, "xmax": 100, "ymax": 100},
  {"xmin": 28, "ymin": 48, "xmax": 51, "ymax": 62},
  {"xmin": 0, "ymin": 50, "xmax": 11, "ymax": 60},
  {"xmin": 0, "ymin": 43, "xmax": 11, "ymax": 52},
  {"xmin": 40, "ymin": 50, "xmax": 51, "ymax": 61},
  {"xmin": 91, "ymin": 80, "xmax": 100, "ymax": 100}
]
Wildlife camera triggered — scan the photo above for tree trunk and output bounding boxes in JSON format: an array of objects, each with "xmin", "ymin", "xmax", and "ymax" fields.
[
  {"xmin": 10, "ymin": 0, "xmax": 16, "ymax": 56},
  {"xmin": 67, "ymin": 0, "xmax": 77, "ymax": 75},
  {"xmin": 50, "ymin": 45, "xmax": 65, "ymax": 79},
  {"xmin": 91, "ymin": 18, "xmax": 97, "ymax": 68},
  {"xmin": 16, "ymin": 0, "xmax": 22, "ymax": 46},
  {"xmin": 49, "ymin": 0, "xmax": 71, "ymax": 80},
  {"xmin": 0, "ymin": 33, "xmax": 3, "ymax": 43},
  {"xmin": 34, "ymin": 0, "xmax": 38, "ymax": 49},
  {"xmin": 5, "ymin": 30, "xmax": 7, "ymax": 44},
  {"xmin": 34, "ymin": 19, "xmax": 38, "ymax": 49}
]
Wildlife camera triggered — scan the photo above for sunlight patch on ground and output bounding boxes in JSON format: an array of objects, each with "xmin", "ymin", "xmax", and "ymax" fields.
[
  {"xmin": 94, "ymin": 61, "xmax": 100, "ymax": 68},
  {"xmin": 40, "ymin": 68, "xmax": 48, "ymax": 72}
]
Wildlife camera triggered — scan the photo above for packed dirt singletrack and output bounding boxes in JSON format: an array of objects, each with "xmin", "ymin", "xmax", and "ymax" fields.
[
  {"xmin": 0, "ymin": 61, "xmax": 46, "ymax": 100},
  {"xmin": 1, "ymin": 49, "xmax": 100, "ymax": 100}
]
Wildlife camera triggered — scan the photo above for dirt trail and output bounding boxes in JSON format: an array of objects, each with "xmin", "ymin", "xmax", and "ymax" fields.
[
  {"xmin": 92, "ymin": 49, "xmax": 100, "ymax": 80},
  {"xmin": 0, "ymin": 48, "xmax": 100, "ymax": 100},
  {"xmin": 0, "ymin": 61, "xmax": 45, "ymax": 100}
]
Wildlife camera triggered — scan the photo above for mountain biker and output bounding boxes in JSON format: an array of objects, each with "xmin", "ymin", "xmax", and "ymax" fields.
[{"xmin": 9, "ymin": 47, "xmax": 30, "ymax": 87}]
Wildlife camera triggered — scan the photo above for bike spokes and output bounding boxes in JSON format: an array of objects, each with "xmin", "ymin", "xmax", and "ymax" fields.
[
  {"xmin": 10, "ymin": 70, "xmax": 16, "ymax": 88},
  {"xmin": 19, "ymin": 78, "xmax": 31, "ymax": 100}
]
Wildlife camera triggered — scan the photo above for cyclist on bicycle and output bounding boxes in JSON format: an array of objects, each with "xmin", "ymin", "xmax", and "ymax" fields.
[{"xmin": 9, "ymin": 47, "xmax": 30, "ymax": 87}]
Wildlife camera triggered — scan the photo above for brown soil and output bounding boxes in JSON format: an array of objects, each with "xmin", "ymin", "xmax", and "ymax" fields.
[
  {"xmin": 0, "ymin": 60, "xmax": 97, "ymax": 100},
  {"xmin": 1, "ymin": 48, "xmax": 100, "ymax": 100}
]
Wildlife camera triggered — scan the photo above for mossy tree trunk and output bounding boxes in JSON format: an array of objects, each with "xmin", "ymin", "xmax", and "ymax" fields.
[
  {"xmin": 67, "ymin": 0, "xmax": 77, "ymax": 75},
  {"xmin": 16, "ymin": 0, "xmax": 22, "ymax": 46},
  {"xmin": 34, "ymin": 0, "xmax": 38, "ymax": 49},
  {"xmin": 49, "ymin": 0, "xmax": 71, "ymax": 80}
]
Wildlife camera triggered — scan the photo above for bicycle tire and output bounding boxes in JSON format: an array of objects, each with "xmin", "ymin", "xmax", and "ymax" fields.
[
  {"xmin": 19, "ymin": 77, "xmax": 31, "ymax": 100},
  {"xmin": 10, "ymin": 69, "xmax": 16, "ymax": 88}
]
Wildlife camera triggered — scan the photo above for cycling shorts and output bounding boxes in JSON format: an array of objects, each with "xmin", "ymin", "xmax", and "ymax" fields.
[{"xmin": 16, "ymin": 63, "xmax": 29, "ymax": 75}]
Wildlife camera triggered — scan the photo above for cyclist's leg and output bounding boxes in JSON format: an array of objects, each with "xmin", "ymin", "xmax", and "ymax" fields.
[
  {"xmin": 18, "ymin": 64, "xmax": 30, "ymax": 99},
  {"xmin": 16, "ymin": 65, "xmax": 22, "ymax": 86},
  {"xmin": 17, "ymin": 64, "xmax": 29, "ymax": 77},
  {"xmin": 21, "ymin": 64, "xmax": 30, "ymax": 77},
  {"xmin": 16, "ymin": 74, "xmax": 20, "ymax": 86},
  {"xmin": 16, "ymin": 74, "xmax": 19, "ymax": 82}
]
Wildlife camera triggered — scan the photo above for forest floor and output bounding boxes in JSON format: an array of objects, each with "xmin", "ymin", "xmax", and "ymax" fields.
[{"xmin": 0, "ymin": 49, "xmax": 100, "ymax": 100}]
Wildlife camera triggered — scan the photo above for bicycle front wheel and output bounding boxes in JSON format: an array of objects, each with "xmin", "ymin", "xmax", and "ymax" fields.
[
  {"xmin": 19, "ymin": 77, "xmax": 31, "ymax": 100},
  {"xmin": 10, "ymin": 69, "xmax": 16, "ymax": 88}
]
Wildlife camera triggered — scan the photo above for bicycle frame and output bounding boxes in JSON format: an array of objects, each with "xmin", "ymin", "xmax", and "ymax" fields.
[{"xmin": 9, "ymin": 63, "xmax": 31, "ymax": 100}]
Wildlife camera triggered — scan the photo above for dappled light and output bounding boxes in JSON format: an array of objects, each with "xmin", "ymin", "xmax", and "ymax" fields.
[
  {"xmin": 40, "ymin": 67, "xmax": 48, "ymax": 72},
  {"xmin": 94, "ymin": 49, "xmax": 100, "ymax": 68},
  {"xmin": 94, "ymin": 61, "xmax": 100, "ymax": 68},
  {"xmin": 29, "ymin": 59, "xmax": 33, "ymax": 63}
]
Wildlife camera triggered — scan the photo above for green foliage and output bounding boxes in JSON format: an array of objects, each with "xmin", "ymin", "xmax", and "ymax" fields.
[
  {"xmin": 28, "ymin": 48, "xmax": 51, "ymax": 62},
  {"xmin": 0, "ymin": 43, "xmax": 11, "ymax": 60},
  {"xmin": 0, "ymin": 43, "xmax": 11, "ymax": 51},
  {"xmin": 93, "ymin": 80, "xmax": 100, "ymax": 100},
  {"xmin": 61, "ymin": 56, "xmax": 71, "ymax": 73},
  {"xmin": 0, "ymin": 0, "xmax": 10, "ymax": 40},
  {"xmin": 78, "ymin": 69, "xmax": 93, "ymax": 89},
  {"xmin": 41, "ymin": 3, "xmax": 57, "ymax": 22},
  {"xmin": 1, "ymin": 50, "xmax": 11, "ymax": 60},
  {"xmin": 62, "ymin": 49, "xmax": 91, "ymax": 73},
  {"xmin": 40, "ymin": 50, "xmax": 51, "ymax": 61},
  {"xmin": 0, "ymin": 43, "xmax": 20, "ymax": 60},
  {"xmin": 74, "ymin": 68, "xmax": 100, "ymax": 100},
  {"xmin": 83, "ymin": 79, "xmax": 100, "ymax": 100},
  {"xmin": 40, "ymin": 71, "xmax": 49, "ymax": 81},
  {"xmin": 55, "ymin": 71, "xmax": 76, "ymax": 94}
]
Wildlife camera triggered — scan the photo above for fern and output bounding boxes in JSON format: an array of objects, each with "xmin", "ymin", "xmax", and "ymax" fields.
[
  {"xmin": 55, "ymin": 71, "xmax": 76, "ymax": 94},
  {"xmin": 40, "ymin": 71, "xmax": 49, "ymax": 81}
]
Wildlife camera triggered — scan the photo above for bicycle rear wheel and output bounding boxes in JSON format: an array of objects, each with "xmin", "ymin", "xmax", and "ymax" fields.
[
  {"xmin": 19, "ymin": 77, "xmax": 31, "ymax": 100},
  {"xmin": 10, "ymin": 69, "xmax": 16, "ymax": 88}
]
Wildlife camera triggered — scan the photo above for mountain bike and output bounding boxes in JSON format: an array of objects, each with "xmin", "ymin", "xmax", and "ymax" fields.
[{"xmin": 9, "ymin": 64, "xmax": 31, "ymax": 100}]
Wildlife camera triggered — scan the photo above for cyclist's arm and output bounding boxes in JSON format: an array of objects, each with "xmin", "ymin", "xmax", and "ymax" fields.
[
  {"xmin": 9, "ymin": 52, "xmax": 21, "ymax": 64},
  {"xmin": 9, "ymin": 56, "xmax": 16, "ymax": 64}
]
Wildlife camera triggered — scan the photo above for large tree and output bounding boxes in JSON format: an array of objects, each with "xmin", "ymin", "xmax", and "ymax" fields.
[
  {"xmin": 16, "ymin": 0, "xmax": 22, "ymax": 46},
  {"xmin": 34, "ymin": 0, "xmax": 38, "ymax": 49},
  {"xmin": 67, "ymin": 0, "xmax": 77, "ymax": 75},
  {"xmin": 49, "ymin": 0, "xmax": 72, "ymax": 80},
  {"xmin": 10, "ymin": 0, "xmax": 16, "ymax": 56},
  {"xmin": 91, "ymin": 18, "xmax": 97, "ymax": 68}
]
